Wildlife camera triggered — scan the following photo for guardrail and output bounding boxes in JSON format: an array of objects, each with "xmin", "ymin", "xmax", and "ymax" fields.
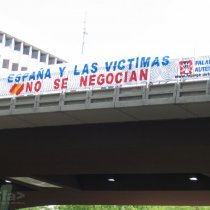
[{"xmin": 0, "ymin": 80, "xmax": 210, "ymax": 116}]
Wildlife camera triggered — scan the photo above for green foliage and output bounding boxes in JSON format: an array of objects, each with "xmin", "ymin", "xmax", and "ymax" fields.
[
  {"xmin": 20, "ymin": 207, "xmax": 52, "ymax": 210},
  {"xmin": 19, "ymin": 205, "xmax": 210, "ymax": 210}
]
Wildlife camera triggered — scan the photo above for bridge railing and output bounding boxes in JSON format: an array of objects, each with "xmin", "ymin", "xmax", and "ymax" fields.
[{"xmin": 0, "ymin": 79, "xmax": 210, "ymax": 116}]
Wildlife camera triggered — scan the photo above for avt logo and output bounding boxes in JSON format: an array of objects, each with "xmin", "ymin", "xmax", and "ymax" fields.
[{"xmin": 179, "ymin": 60, "xmax": 193, "ymax": 75}]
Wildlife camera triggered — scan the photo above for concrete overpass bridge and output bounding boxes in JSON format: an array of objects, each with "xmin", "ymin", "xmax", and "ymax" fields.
[{"xmin": 1, "ymin": 80, "xmax": 210, "ymax": 209}]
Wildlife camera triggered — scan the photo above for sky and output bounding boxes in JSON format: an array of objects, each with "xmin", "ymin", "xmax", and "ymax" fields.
[{"xmin": 1, "ymin": 0, "xmax": 210, "ymax": 63}]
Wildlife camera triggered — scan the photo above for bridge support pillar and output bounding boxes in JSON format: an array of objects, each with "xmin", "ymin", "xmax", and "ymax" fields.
[{"xmin": 0, "ymin": 184, "xmax": 13, "ymax": 210}]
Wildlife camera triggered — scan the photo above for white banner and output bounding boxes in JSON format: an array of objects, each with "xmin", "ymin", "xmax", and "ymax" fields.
[{"xmin": 0, "ymin": 55, "xmax": 210, "ymax": 98}]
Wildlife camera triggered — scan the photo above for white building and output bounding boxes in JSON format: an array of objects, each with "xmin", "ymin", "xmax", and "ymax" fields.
[{"xmin": 0, "ymin": 31, "xmax": 66, "ymax": 73}]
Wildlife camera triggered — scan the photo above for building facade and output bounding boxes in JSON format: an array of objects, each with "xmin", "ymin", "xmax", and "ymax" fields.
[{"xmin": 0, "ymin": 31, "xmax": 66, "ymax": 73}]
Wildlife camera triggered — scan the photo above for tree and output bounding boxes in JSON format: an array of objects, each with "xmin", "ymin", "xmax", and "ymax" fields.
[{"xmin": 19, "ymin": 205, "xmax": 210, "ymax": 210}]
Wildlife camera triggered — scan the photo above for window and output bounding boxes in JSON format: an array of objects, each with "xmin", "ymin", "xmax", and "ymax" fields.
[
  {"xmin": 21, "ymin": 67, "xmax": 27, "ymax": 71},
  {"xmin": 5, "ymin": 37, "xmax": 12, "ymax": 47},
  {"xmin": 12, "ymin": 63, "xmax": 18, "ymax": 71},
  {"xmin": 0, "ymin": 34, "xmax": 3, "ymax": 43},
  {"xmin": 32, "ymin": 49, "xmax": 38, "ymax": 59},
  {"xmin": 23, "ymin": 46, "xmax": 30, "ymax": 55},
  {"xmin": 57, "ymin": 60, "xmax": 63, "ymax": 64},
  {"xmin": 40, "ymin": 53, "xmax": 46, "ymax": 62},
  {"xmin": 14, "ymin": 42, "xmax": 21, "ymax": 51},
  {"xmin": 2, "ymin": 59, "xmax": 9, "ymax": 69},
  {"xmin": 48, "ymin": 57, "xmax": 55, "ymax": 65}
]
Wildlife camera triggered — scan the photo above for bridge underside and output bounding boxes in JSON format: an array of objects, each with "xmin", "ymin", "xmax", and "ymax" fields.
[{"xmin": 1, "ymin": 117, "xmax": 210, "ymax": 209}]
